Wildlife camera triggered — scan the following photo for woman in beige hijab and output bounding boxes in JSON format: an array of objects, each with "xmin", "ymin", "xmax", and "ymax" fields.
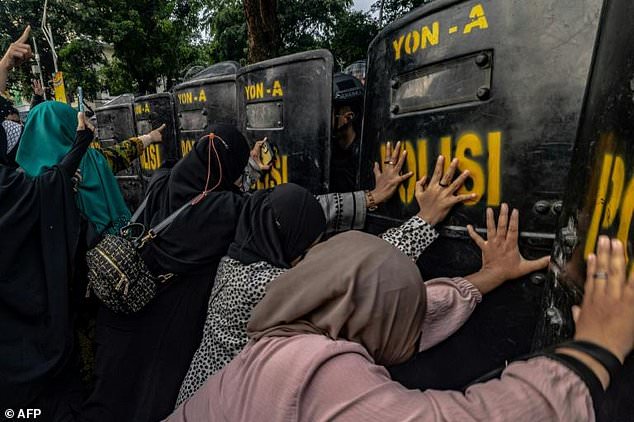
[{"xmin": 166, "ymin": 209, "xmax": 633, "ymax": 421}]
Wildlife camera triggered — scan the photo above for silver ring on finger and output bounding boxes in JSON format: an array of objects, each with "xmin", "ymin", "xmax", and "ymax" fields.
[
  {"xmin": 439, "ymin": 181, "xmax": 450, "ymax": 188},
  {"xmin": 593, "ymin": 271, "xmax": 608, "ymax": 280}
]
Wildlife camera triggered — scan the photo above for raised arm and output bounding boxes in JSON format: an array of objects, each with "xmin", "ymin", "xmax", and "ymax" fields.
[
  {"xmin": 92, "ymin": 124, "xmax": 164, "ymax": 173},
  {"xmin": 0, "ymin": 27, "xmax": 32, "ymax": 95},
  {"xmin": 30, "ymin": 79, "xmax": 45, "ymax": 108},
  {"xmin": 59, "ymin": 113, "xmax": 95, "ymax": 176}
]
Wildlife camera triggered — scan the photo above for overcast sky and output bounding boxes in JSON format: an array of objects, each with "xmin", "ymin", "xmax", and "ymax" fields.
[{"xmin": 353, "ymin": 0, "xmax": 374, "ymax": 11}]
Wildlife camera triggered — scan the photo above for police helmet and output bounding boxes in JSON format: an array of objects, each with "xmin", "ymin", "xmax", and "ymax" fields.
[{"xmin": 333, "ymin": 72, "xmax": 364, "ymax": 105}]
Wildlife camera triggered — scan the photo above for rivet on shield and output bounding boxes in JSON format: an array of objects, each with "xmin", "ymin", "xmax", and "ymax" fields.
[
  {"xmin": 530, "ymin": 273, "xmax": 546, "ymax": 285},
  {"xmin": 475, "ymin": 53, "xmax": 489, "ymax": 67},
  {"xmin": 533, "ymin": 200, "xmax": 551, "ymax": 215},
  {"xmin": 476, "ymin": 87, "xmax": 490, "ymax": 101}
]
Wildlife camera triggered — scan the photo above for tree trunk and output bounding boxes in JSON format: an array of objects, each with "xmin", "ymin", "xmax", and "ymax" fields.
[{"xmin": 243, "ymin": 0, "xmax": 280, "ymax": 63}]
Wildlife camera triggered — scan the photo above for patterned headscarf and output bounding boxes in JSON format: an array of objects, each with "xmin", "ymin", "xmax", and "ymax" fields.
[{"xmin": 2, "ymin": 120, "xmax": 21, "ymax": 154}]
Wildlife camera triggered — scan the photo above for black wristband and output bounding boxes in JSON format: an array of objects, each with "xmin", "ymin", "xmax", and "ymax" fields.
[{"xmin": 559, "ymin": 340, "xmax": 623, "ymax": 383}]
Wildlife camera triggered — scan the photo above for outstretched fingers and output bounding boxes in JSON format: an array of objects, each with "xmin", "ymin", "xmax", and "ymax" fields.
[
  {"xmin": 522, "ymin": 255, "xmax": 550, "ymax": 274},
  {"xmin": 440, "ymin": 158, "xmax": 458, "ymax": 186},
  {"xmin": 608, "ymin": 239, "xmax": 626, "ymax": 298},
  {"xmin": 497, "ymin": 203, "xmax": 509, "ymax": 238},
  {"xmin": 373, "ymin": 162, "xmax": 381, "ymax": 178},
  {"xmin": 453, "ymin": 193, "xmax": 476, "ymax": 204},
  {"xmin": 467, "ymin": 224, "xmax": 486, "ymax": 249},
  {"xmin": 391, "ymin": 141, "xmax": 402, "ymax": 163},
  {"xmin": 486, "ymin": 207, "xmax": 496, "ymax": 240},
  {"xmin": 595, "ymin": 236, "xmax": 611, "ymax": 294},
  {"xmin": 585, "ymin": 253, "xmax": 597, "ymax": 302},
  {"xmin": 394, "ymin": 148, "xmax": 408, "ymax": 172},
  {"xmin": 430, "ymin": 155, "xmax": 444, "ymax": 185},
  {"xmin": 507, "ymin": 209, "xmax": 520, "ymax": 244},
  {"xmin": 17, "ymin": 25, "xmax": 31, "ymax": 43},
  {"xmin": 449, "ymin": 169, "xmax": 470, "ymax": 193}
]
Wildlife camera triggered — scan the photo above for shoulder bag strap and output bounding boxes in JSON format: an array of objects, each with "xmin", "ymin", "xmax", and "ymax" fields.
[{"xmin": 130, "ymin": 194, "xmax": 150, "ymax": 223}]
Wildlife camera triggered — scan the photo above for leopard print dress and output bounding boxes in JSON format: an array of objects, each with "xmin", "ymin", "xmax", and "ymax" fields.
[{"xmin": 175, "ymin": 216, "xmax": 438, "ymax": 406}]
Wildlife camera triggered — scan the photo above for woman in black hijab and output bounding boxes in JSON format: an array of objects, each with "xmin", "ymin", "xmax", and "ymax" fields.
[
  {"xmin": 83, "ymin": 125, "xmax": 251, "ymax": 422},
  {"xmin": 176, "ymin": 183, "xmax": 326, "ymax": 404},
  {"xmin": 0, "ymin": 114, "xmax": 94, "ymax": 419}
]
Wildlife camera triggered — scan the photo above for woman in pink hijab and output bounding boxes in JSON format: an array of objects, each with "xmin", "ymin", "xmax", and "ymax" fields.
[{"xmin": 166, "ymin": 207, "xmax": 632, "ymax": 421}]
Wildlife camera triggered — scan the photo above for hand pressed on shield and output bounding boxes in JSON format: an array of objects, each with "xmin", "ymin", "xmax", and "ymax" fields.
[
  {"xmin": 250, "ymin": 138, "xmax": 273, "ymax": 171},
  {"xmin": 369, "ymin": 141, "xmax": 413, "ymax": 205},
  {"xmin": 553, "ymin": 237, "xmax": 634, "ymax": 390},
  {"xmin": 571, "ymin": 237, "xmax": 634, "ymax": 363},
  {"xmin": 465, "ymin": 204, "xmax": 550, "ymax": 294},
  {"xmin": 415, "ymin": 155, "xmax": 475, "ymax": 226}
]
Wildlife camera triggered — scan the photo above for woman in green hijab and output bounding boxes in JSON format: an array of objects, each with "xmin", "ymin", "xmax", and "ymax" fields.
[{"xmin": 16, "ymin": 101, "xmax": 131, "ymax": 234}]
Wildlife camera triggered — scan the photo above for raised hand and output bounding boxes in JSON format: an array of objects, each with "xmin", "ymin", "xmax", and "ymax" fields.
[
  {"xmin": 32, "ymin": 79, "xmax": 44, "ymax": 96},
  {"xmin": 149, "ymin": 124, "xmax": 165, "ymax": 144},
  {"xmin": 0, "ymin": 26, "xmax": 33, "ymax": 71},
  {"xmin": 370, "ymin": 141, "xmax": 413, "ymax": 205},
  {"xmin": 77, "ymin": 112, "xmax": 95, "ymax": 133},
  {"xmin": 138, "ymin": 124, "xmax": 166, "ymax": 148},
  {"xmin": 415, "ymin": 155, "xmax": 475, "ymax": 226},
  {"xmin": 466, "ymin": 204, "xmax": 550, "ymax": 293}
]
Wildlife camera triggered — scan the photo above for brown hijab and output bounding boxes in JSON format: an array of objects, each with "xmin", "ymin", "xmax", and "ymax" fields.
[{"xmin": 247, "ymin": 231, "xmax": 427, "ymax": 366}]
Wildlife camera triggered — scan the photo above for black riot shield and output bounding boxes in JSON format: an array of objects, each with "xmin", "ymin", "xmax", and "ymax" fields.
[
  {"xmin": 173, "ymin": 62, "xmax": 240, "ymax": 158},
  {"xmin": 533, "ymin": 0, "xmax": 634, "ymax": 419},
  {"xmin": 134, "ymin": 93, "xmax": 178, "ymax": 178},
  {"xmin": 95, "ymin": 95, "xmax": 144, "ymax": 209},
  {"xmin": 360, "ymin": 0, "xmax": 605, "ymax": 390},
  {"xmin": 237, "ymin": 50, "xmax": 333, "ymax": 193}
]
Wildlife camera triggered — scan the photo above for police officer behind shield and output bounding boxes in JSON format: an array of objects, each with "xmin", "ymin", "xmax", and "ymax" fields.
[{"xmin": 330, "ymin": 72, "xmax": 364, "ymax": 193}]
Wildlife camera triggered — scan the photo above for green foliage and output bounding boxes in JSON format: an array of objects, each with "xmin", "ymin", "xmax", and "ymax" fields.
[
  {"xmin": 201, "ymin": 0, "xmax": 379, "ymax": 70},
  {"xmin": 98, "ymin": 58, "xmax": 136, "ymax": 96},
  {"xmin": 97, "ymin": 0, "xmax": 207, "ymax": 93},
  {"xmin": 371, "ymin": 0, "xmax": 435, "ymax": 24},
  {"xmin": 0, "ymin": 0, "xmax": 78, "ymax": 100},
  {"xmin": 1, "ymin": 0, "xmax": 390, "ymax": 98},
  {"xmin": 58, "ymin": 39, "xmax": 106, "ymax": 98},
  {"xmin": 328, "ymin": 10, "xmax": 378, "ymax": 68},
  {"xmin": 204, "ymin": 0, "xmax": 248, "ymax": 63}
]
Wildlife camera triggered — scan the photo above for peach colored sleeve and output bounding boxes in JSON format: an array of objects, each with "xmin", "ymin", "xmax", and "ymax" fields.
[
  {"xmin": 419, "ymin": 277, "xmax": 482, "ymax": 351},
  {"xmin": 300, "ymin": 353, "xmax": 594, "ymax": 422}
]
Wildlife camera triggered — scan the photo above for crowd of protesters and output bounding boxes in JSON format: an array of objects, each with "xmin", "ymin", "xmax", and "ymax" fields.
[{"xmin": 1, "ymin": 25, "xmax": 633, "ymax": 422}]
